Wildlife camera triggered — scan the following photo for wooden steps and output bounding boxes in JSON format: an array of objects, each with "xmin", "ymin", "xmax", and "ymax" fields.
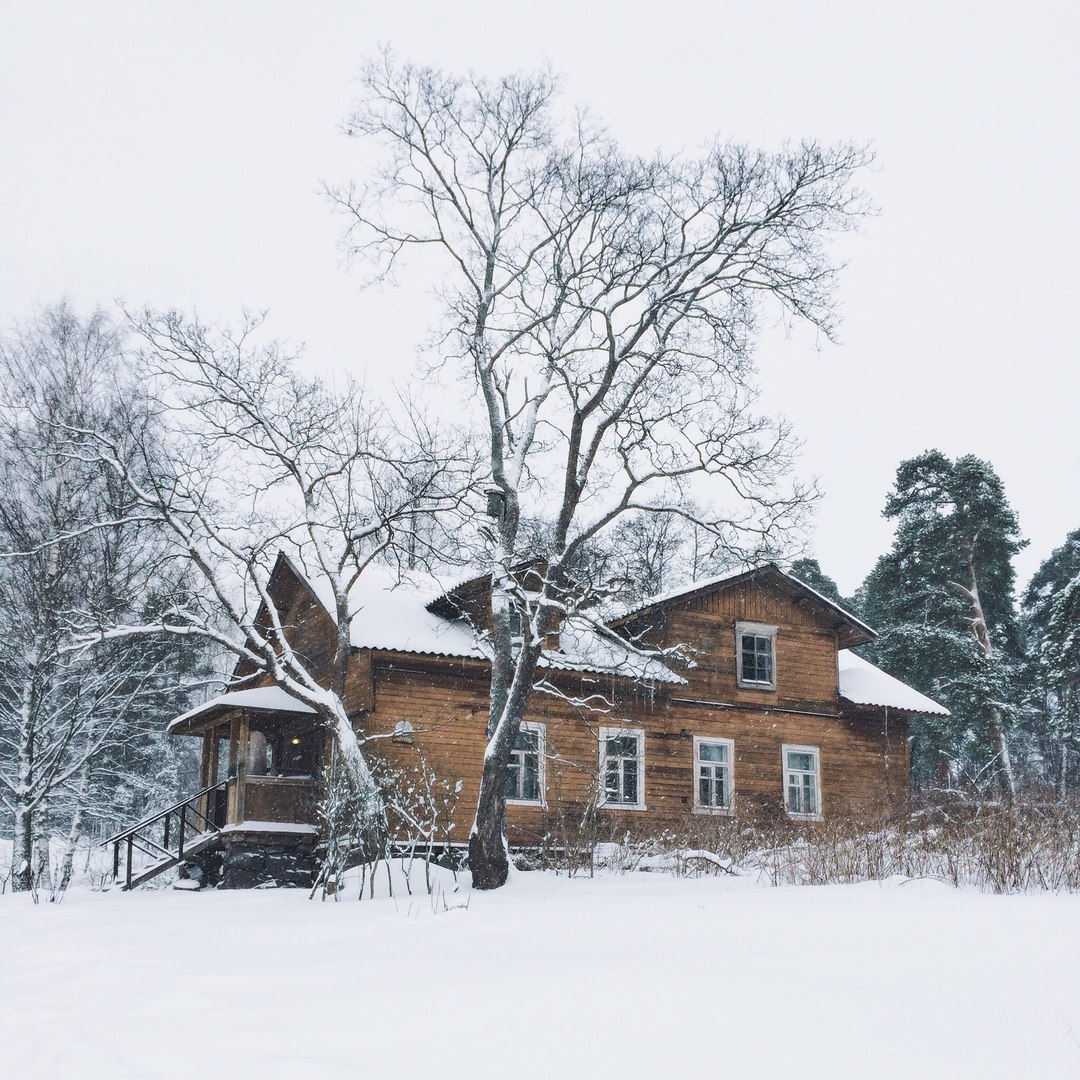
[
  {"xmin": 121, "ymin": 830, "xmax": 222, "ymax": 891},
  {"xmin": 102, "ymin": 779, "xmax": 229, "ymax": 891}
]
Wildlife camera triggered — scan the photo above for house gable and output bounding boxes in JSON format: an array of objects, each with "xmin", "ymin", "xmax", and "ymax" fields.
[{"xmin": 617, "ymin": 565, "xmax": 872, "ymax": 714}]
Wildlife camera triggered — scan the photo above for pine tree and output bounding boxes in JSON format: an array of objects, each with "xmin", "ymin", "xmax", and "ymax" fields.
[
  {"xmin": 1022, "ymin": 529, "xmax": 1080, "ymax": 796},
  {"xmin": 789, "ymin": 557, "xmax": 846, "ymax": 607},
  {"xmin": 860, "ymin": 451, "xmax": 1026, "ymax": 795}
]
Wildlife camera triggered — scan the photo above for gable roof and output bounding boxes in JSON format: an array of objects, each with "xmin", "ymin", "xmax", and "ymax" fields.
[
  {"xmin": 612, "ymin": 563, "xmax": 876, "ymax": 649},
  {"xmin": 837, "ymin": 650, "xmax": 950, "ymax": 716},
  {"xmin": 276, "ymin": 553, "xmax": 484, "ymax": 660},
  {"xmin": 277, "ymin": 554, "xmax": 683, "ymax": 684}
]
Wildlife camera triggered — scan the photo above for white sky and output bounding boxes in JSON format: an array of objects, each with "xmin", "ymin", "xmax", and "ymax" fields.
[{"xmin": 2, "ymin": 0, "xmax": 1077, "ymax": 595}]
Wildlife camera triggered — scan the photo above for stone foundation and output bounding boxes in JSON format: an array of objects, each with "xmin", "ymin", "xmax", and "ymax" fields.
[{"xmin": 219, "ymin": 841, "xmax": 318, "ymax": 889}]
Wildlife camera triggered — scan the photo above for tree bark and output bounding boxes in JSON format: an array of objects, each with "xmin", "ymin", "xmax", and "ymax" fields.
[
  {"xmin": 56, "ymin": 764, "xmax": 91, "ymax": 897},
  {"xmin": 469, "ymin": 638, "xmax": 544, "ymax": 889},
  {"xmin": 12, "ymin": 804, "xmax": 33, "ymax": 893},
  {"xmin": 949, "ymin": 546, "xmax": 1016, "ymax": 799},
  {"xmin": 468, "ymin": 751, "xmax": 511, "ymax": 889}
]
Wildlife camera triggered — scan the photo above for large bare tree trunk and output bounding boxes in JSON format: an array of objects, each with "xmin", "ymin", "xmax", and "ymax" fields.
[
  {"xmin": 469, "ymin": 749, "xmax": 512, "ymax": 889},
  {"xmin": 468, "ymin": 635, "xmax": 544, "ymax": 889}
]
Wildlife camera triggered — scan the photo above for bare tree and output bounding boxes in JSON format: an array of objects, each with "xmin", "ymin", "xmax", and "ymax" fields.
[
  {"xmin": 333, "ymin": 57, "xmax": 871, "ymax": 887},
  {"xmin": 0, "ymin": 304, "xmax": 191, "ymax": 893},
  {"xmin": 65, "ymin": 308, "xmax": 477, "ymax": 860}
]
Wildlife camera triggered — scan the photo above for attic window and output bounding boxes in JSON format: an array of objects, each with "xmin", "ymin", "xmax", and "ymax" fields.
[{"xmin": 736, "ymin": 622, "xmax": 776, "ymax": 689}]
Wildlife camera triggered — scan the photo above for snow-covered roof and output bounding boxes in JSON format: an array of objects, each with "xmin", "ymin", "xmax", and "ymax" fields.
[
  {"xmin": 288, "ymin": 558, "xmax": 681, "ymax": 683},
  {"xmin": 838, "ymin": 650, "xmax": 949, "ymax": 716},
  {"xmin": 167, "ymin": 686, "xmax": 318, "ymax": 733},
  {"xmin": 543, "ymin": 617, "xmax": 683, "ymax": 684},
  {"xmin": 294, "ymin": 560, "xmax": 486, "ymax": 660}
]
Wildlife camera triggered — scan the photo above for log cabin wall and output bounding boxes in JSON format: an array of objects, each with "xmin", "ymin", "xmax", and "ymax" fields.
[
  {"xmin": 361, "ymin": 658, "xmax": 908, "ymax": 845},
  {"xmin": 246, "ymin": 563, "xmax": 909, "ymax": 845}
]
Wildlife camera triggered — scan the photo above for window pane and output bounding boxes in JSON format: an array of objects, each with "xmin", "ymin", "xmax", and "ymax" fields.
[
  {"xmin": 515, "ymin": 728, "xmax": 538, "ymax": 752},
  {"xmin": 607, "ymin": 735, "xmax": 635, "ymax": 758},
  {"xmin": 741, "ymin": 633, "xmax": 774, "ymax": 683},
  {"xmin": 522, "ymin": 754, "xmax": 539, "ymax": 801},
  {"xmin": 787, "ymin": 752, "xmax": 813, "ymax": 772},
  {"xmin": 605, "ymin": 759, "xmax": 621, "ymax": 799},
  {"xmin": 622, "ymin": 759, "xmax": 638, "ymax": 802},
  {"xmin": 699, "ymin": 741, "xmax": 728, "ymax": 763}
]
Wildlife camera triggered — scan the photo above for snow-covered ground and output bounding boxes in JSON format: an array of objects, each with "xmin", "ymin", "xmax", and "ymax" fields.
[{"xmin": 2, "ymin": 868, "xmax": 1079, "ymax": 1079}]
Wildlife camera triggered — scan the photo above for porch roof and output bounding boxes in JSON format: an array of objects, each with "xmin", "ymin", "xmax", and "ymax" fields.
[{"xmin": 167, "ymin": 687, "xmax": 318, "ymax": 735}]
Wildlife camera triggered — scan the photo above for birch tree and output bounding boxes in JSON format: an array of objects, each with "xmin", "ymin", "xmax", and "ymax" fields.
[
  {"xmin": 333, "ymin": 57, "xmax": 871, "ymax": 887},
  {"xmin": 68, "ymin": 308, "xmax": 476, "ymax": 858}
]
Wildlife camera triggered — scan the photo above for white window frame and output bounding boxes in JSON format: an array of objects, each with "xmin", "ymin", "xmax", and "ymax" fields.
[
  {"xmin": 505, "ymin": 721, "xmax": 546, "ymax": 808},
  {"xmin": 782, "ymin": 743, "xmax": 822, "ymax": 819},
  {"xmin": 736, "ymin": 621, "xmax": 777, "ymax": 690},
  {"xmin": 692, "ymin": 736, "xmax": 735, "ymax": 815},
  {"xmin": 598, "ymin": 726, "xmax": 646, "ymax": 811}
]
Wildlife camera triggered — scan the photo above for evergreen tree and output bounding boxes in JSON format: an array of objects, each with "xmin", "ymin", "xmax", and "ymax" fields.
[
  {"xmin": 1022, "ymin": 529, "xmax": 1080, "ymax": 796},
  {"xmin": 789, "ymin": 557, "xmax": 845, "ymax": 607},
  {"xmin": 860, "ymin": 451, "xmax": 1026, "ymax": 795}
]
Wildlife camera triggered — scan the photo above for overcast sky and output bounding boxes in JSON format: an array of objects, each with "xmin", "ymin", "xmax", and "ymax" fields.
[{"xmin": 2, "ymin": 1, "xmax": 1077, "ymax": 594}]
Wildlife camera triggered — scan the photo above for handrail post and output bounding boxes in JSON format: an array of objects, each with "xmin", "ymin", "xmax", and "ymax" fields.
[
  {"xmin": 113, "ymin": 840, "xmax": 120, "ymax": 882},
  {"xmin": 125, "ymin": 835, "xmax": 133, "ymax": 890},
  {"xmin": 178, "ymin": 806, "xmax": 186, "ymax": 861},
  {"xmin": 163, "ymin": 811, "xmax": 171, "ymax": 851}
]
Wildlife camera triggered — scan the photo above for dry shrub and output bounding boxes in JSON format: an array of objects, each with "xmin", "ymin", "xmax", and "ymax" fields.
[{"xmin": 516, "ymin": 795, "xmax": 1080, "ymax": 893}]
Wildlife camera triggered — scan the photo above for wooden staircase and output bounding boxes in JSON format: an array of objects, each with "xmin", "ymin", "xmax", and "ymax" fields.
[{"xmin": 103, "ymin": 780, "xmax": 229, "ymax": 890}]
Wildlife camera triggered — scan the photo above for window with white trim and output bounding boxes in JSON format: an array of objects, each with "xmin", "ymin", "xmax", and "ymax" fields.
[
  {"xmin": 783, "ymin": 744, "xmax": 821, "ymax": 817},
  {"xmin": 505, "ymin": 722, "xmax": 545, "ymax": 805},
  {"xmin": 599, "ymin": 727, "xmax": 645, "ymax": 808},
  {"xmin": 694, "ymin": 736, "xmax": 734, "ymax": 812},
  {"xmin": 737, "ymin": 622, "xmax": 776, "ymax": 689}
]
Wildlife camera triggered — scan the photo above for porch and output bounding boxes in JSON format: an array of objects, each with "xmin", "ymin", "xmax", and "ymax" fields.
[{"xmin": 105, "ymin": 687, "xmax": 326, "ymax": 889}]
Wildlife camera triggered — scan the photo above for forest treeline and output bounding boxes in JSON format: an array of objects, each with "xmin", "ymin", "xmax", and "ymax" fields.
[{"xmin": 1, "ymin": 302, "xmax": 1076, "ymax": 894}]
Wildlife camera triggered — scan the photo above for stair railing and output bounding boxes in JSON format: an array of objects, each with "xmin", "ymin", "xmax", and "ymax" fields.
[{"xmin": 102, "ymin": 779, "xmax": 230, "ymax": 890}]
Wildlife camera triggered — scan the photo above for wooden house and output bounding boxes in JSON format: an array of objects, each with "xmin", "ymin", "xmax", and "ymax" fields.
[{"xmin": 109, "ymin": 558, "xmax": 947, "ymax": 888}]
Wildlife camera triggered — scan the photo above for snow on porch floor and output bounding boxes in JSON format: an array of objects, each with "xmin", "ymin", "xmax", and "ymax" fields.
[{"xmin": 2, "ymin": 869, "xmax": 1079, "ymax": 1079}]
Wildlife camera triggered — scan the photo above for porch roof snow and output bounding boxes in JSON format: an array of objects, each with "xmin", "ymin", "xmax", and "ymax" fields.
[
  {"xmin": 167, "ymin": 686, "xmax": 317, "ymax": 733},
  {"xmin": 220, "ymin": 821, "xmax": 319, "ymax": 835},
  {"xmin": 838, "ymin": 650, "xmax": 949, "ymax": 716}
]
